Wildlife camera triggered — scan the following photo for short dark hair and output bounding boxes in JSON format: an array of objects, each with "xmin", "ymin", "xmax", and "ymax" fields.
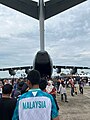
[
  {"xmin": 2, "ymin": 84, "xmax": 13, "ymax": 94},
  {"xmin": 27, "ymin": 70, "xmax": 41, "ymax": 85},
  {"xmin": 39, "ymin": 79, "xmax": 48, "ymax": 90}
]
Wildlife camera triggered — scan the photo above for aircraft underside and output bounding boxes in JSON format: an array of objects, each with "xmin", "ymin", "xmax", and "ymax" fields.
[{"xmin": 33, "ymin": 51, "xmax": 53, "ymax": 78}]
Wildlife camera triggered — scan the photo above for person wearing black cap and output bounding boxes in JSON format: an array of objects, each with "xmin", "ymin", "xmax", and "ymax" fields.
[
  {"xmin": 12, "ymin": 81, "xmax": 29, "ymax": 98},
  {"xmin": 0, "ymin": 84, "xmax": 17, "ymax": 120},
  {"xmin": 12, "ymin": 70, "xmax": 59, "ymax": 120}
]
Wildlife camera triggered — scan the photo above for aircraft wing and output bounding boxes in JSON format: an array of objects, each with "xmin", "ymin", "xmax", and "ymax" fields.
[
  {"xmin": 45, "ymin": 0, "xmax": 87, "ymax": 19},
  {"xmin": 0, "ymin": 66, "xmax": 33, "ymax": 71},
  {"xmin": 53, "ymin": 65, "xmax": 90, "ymax": 74},
  {"xmin": 0, "ymin": 65, "xmax": 90, "ymax": 71},
  {"xmin": 53, "ymin": 65, "xmax": 90, "ymax": 69},
  {"xmin": 0, "ymin": 0, "xmax": 39, "ymax": 19},
  {"xmin": 0, "ymin": 0, "xmax": 87, "ymax": 20},
  {"xmin": 0, "ymin": 65, "xmax": 89, "ymax": 76}
]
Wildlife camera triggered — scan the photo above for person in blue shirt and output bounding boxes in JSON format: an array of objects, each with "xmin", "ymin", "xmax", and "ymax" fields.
[{"xmin": 12, "ymin": 70, "xmax": 59, "ymax": 120}]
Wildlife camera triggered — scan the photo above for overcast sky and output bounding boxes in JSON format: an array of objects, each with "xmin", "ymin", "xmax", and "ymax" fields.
[{"xmin": 0, "ymin": 0, "xmax": 90, "ymax": 78}]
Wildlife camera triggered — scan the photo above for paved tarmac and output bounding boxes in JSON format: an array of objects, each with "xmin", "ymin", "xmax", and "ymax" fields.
[{"xmin": 56, "ymin": 85, "xmax": 90, "ymax": 120}]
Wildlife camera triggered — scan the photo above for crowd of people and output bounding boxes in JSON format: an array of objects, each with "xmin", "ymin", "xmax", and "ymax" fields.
[
  {"xmin": 57, "ymin": 76, "xmax": 85, "ymax": 102},
  {"xmin": 0, "ymin": 70, "xmax": 86, "ymax": 120},
  {"xmin": 0, "ymin": 70, "xmax": 60, "ymax": 120}
]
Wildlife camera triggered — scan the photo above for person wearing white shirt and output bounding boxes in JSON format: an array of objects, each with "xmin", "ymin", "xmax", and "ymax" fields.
[{"xmin": 59, "ymin": 83, "xmax": 68, "ymax": 102}]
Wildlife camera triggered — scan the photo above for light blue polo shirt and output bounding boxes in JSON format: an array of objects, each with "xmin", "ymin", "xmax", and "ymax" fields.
[{"xmin": 12, "ymin": 89, "xmax": 59, "ymax": 120}]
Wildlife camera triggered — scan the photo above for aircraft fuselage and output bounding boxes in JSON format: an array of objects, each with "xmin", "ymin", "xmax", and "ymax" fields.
[{"xmin": 33, "ymin": 51, "xmax": 53, "ymax": 78}]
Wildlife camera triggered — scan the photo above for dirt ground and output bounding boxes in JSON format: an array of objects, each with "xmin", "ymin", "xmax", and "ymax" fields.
[{"xmin": 56, "ymin": 85, "xmax": 90, "ymax": 120}]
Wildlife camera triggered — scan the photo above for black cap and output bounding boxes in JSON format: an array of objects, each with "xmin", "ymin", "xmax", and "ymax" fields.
[
  {"xmin": 21, "ymin": 83, "xmax": 29, "ymax": 94},
  {"xmin": 17, "ymin": 81, "xmax": 24, "ymax": 90}
]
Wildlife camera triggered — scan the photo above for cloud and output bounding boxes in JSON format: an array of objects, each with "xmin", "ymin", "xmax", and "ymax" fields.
[{"xmin": 0, "ymin": 0, "xmax": 90, "ymax": 77}]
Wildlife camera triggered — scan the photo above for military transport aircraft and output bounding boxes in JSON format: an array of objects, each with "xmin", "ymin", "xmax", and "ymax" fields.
[{"xmin": 0, "ymin": 0, "xmax": 88, "ymax": 77}]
